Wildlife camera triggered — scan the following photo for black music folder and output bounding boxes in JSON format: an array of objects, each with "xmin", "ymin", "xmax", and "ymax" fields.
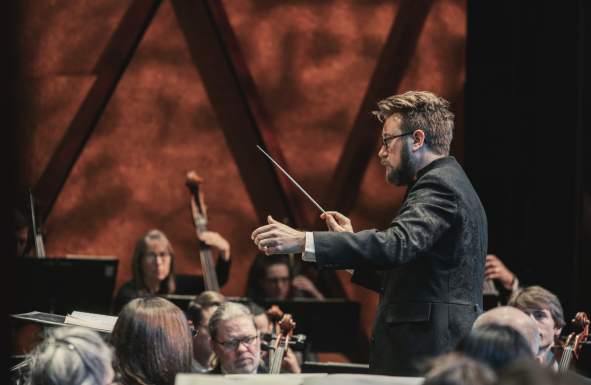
[{"xmin": 13, "ymin": 256, "xmax": 118, "ymax": 315}]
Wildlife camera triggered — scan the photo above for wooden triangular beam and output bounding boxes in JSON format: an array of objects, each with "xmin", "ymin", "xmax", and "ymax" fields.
[
  {"xmin": 171, "ymin": 0, "xmax": 311, "ymax": 227},
  {"xmin": 34, "ymin": 0, "xmax": 162, "ymax": 221},
  {"xmin": 323, "ymin": 0, "xmax": 434, "ymax": 216}
]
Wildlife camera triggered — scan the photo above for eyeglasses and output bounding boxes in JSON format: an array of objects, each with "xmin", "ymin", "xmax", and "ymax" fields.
[
  {"xmin": 144, "ymin": 251, "xmax": 171, "ymax": 263},
  {"xmin": 215, "ymin": 335, "xmax": 258, "ymax": 350},
  {"xmin": 522, "ymin": 308, "xmax": 550, "ymax": 321},
  {"xmin": 381, "ymin": 132, "xmax": 414, "ymax": 149}
]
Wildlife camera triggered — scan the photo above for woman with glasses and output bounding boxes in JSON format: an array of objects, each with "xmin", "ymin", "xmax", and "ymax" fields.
[{"xmin": 112, "ymin": 229, "xmax": 231, "ymax": 314}]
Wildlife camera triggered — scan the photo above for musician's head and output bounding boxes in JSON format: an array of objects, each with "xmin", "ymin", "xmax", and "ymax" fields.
[
  {"xmin": 458, "ymin": 324, "xmax": 534, "ymax": 371},
  {"xmin": 209, "ymin": 302, "xmax": 261, "ymax": 374},
  {"xmin": 260, "ymin": 254, "xmax": 292, "ymax": 300},
  {"xmin": 374, "ymin": 91, "xmax": 454, "ymax": 186},
  {"xmin": 132, "ymin": 229, "xmax": 176, "ymax": 294},
  {"xmin": 111, "ymin": 297, "xmax": 193, "ymax": 385},
  {"xmin": 508, "ymin": 286, "xmax": 565, "ymax": 351},
  {"xmin": 245, "ymin": 301, "xmax": 272, "ymax": 333},
  {"xmin": 473, "ymin": 306, "xmax": 540, "ymax": 356},
  {"xmin": 27, "ymin": 326, "xmax": 114, "ymax": 385},
  {"xmin": 187, "ymin": 291, "xmax": 226, "ymax": 369},
  {"xmin": 423, "ymin": 353, "xmax": 497, "ymax": 385}
]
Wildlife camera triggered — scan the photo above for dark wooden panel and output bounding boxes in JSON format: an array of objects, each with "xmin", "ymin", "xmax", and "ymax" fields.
[{"xmin": 34, "ymin": 0, "xmax": 162, "ymax": 220}]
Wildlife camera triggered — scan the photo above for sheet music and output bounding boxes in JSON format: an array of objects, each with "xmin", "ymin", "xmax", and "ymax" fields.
[{"xmin": 64, "ymin": 311, "xmax": 118, "ymax": 332}]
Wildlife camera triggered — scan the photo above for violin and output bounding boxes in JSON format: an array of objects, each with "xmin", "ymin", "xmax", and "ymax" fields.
[
  {"xmin": 558, "ymin": 312, "xmax": 589, "ymax": 373},
  {"xmin": 185, "ymin": 171, "xmax": 219, "ymax": 292},
  {"xmin": 268, "ymin": 313, "xmax": 296, "ymax": 374}
]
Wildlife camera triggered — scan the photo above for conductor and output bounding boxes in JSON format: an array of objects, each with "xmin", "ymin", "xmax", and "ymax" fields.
[{"xmin": 251, "ymin": 91, "xmax": 487, "ymax": 376}]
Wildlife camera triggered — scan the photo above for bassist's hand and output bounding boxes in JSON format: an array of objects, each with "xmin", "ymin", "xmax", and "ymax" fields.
[{"xmin": 199, "ymin": 231, "xmax": 231, "ymax": 261}]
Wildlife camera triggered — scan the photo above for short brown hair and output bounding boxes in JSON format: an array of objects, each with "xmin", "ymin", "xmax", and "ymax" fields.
[
  {"xmin": 508, "ymin": 286, "xmax": 565, "ymax": 329},
  {"xmin": 186, "ymin": 290, "xmax": 226, "ymax": 326},
  {"xmin": 373, "ymin": 90, "xmax": 454, "ymax": 155},
  {"xmin": 131, "ymin": 229, "xmax": 176, "ymax": 294},
  {"xmin": 112, "ymin": 297, "xmax": 193, "ymax": 385}
]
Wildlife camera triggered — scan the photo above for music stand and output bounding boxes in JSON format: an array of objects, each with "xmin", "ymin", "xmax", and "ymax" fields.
[{"xmin": 13, "ymin": 256, "xmax": 118, "ymax": 315}]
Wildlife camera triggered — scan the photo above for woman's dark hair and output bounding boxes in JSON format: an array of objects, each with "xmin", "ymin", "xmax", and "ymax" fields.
[
  {"xmin": 457, "ymin": 324, "xmax": 533, "ymax": 371},
  {"xmin": 245, "ymin": 253, "xmax": 292, "ymax": 299},
  {"xmin": 131, "ymin": 229, "xmax": 176, "ymax": 294},
  {"xmin": 111, "ymin": 297, "xmax": 192, "ymax": 385}
]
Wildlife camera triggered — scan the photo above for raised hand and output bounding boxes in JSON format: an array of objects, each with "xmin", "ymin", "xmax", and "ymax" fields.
[
  {"xmin": 321, "ymin": 211, "xmax": 354, "ymax": 233},
  {"xmin": 292, "ymin": 275, "xmax": 325, "ymax": 300},
  {"xmin": 251, "ymin": 216, "xmax": 305, "ymax": 255},
  {"xmin": 485, "ymin": 254, "xmax": 515, "ymax": 290},
  {"xmin": 198, "ymin": 231, "xmax": 231, "ymax": 261}
]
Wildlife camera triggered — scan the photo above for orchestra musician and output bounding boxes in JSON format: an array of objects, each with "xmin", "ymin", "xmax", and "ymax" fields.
[
  {"xmin": 252, "ymin": 91, "xmax": 488, "ymax": 376},
  {"xmin": 208, "ymin": 302, "xmax": 267, "ymax": 374},
  {"xmin": 246, "ymin": 253, "xmax": 325, "ymax": 300},
  {"xmin": 112, "ymin": 228, "xmax": 231, "ymax": 314},
  {"xmin": 508, "ymin": 285, "xmax": 566, "ymax": 369}
]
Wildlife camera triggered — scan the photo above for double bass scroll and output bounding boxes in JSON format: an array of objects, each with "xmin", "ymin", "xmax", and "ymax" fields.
[{"xmin": 185, "ymin": 171, "xmax": 219, "ymax": 292}]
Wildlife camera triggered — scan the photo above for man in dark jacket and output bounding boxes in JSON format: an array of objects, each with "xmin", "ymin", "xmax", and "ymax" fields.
[{"xmin": 252, "ymin": 90, "xmax": 487, "ymax": 376}]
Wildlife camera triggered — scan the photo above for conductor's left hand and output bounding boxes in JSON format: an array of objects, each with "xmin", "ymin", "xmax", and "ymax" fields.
[{"xmin": 251, "ymin": 215, "xmax": 305, "ymax": 255}]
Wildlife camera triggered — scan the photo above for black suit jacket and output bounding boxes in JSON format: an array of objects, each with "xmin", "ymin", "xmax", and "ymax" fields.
[{"xmin": 313, "ymin": 157, "xmax": 487, "ymax": 376}]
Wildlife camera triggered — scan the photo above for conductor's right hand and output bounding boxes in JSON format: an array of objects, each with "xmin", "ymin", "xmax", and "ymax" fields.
[
  {"xmin": 251, "ymin": 215, "xmax": 305, "ymax": 255},
  {"xmin": 321, "ymin": 211, "xmax": 354, "ymax": 233}
]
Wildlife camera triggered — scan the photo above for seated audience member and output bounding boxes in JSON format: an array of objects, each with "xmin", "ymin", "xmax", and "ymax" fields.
[
  {"xmin": 186, "ymin": 291, "xmax": 225, "ymax": 373},
  {"xmin": 483, "ymin": 254, "xmax": 520, "ymax": 309},
  {"xmin": 113, "ymin": 229, "xmax": 231, "ymax": 313},
  {"xmin": 508, "ymin": 285, "xmax": 566, "ymax": 369},
  {"xmin": 457, "ymin": 323, "xmax": 534, "ymax": 371},
  {"xmin": 423, "ymin": 352, "xmax": 497, "ymax": 385},
  {"xmin": 246, "ymin": 253, "xmax": 324, "ymax": 300},
  {"xmin": 208, "ymin": 302, "xmax": 266, "ymax": 374},
  {"xmin": 26, "ymin": 326, "xmax": 114, "ymax": 385},
  {"xmin": 496, "ymin": 358, "xmax": 589, "ymax": 385},
  {"xmin": 111, "ymin": 296, "xmax": 193, "ymax": 385},
  {"xmin": 473, "ymin": 306, "xmax": 540, "ymax": 355}
]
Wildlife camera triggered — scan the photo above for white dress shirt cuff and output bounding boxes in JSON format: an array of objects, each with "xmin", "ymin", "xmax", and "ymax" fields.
[{"xmin": 302, "ymin": 232, "xmax": 316, "ymax": 262}]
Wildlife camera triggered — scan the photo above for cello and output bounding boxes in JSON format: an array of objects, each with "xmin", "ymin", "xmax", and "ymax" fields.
[
  {"xmin": 558, "ymin": 312, "xmax": 589, "ymax": 373},
  {"xmin": 185, "ymin": 171, "xmax": 220, "ymax": 292}
]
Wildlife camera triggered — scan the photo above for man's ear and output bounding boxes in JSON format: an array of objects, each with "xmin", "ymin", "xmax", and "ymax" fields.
[{"xmin": 412, "ymin": 129, "xmax": 426, "ymax": 151}]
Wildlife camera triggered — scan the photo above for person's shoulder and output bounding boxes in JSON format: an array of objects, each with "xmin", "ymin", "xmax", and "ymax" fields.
[{"xmin": 414, "ymin": 157, "xmax": 468, "ymax": 192}]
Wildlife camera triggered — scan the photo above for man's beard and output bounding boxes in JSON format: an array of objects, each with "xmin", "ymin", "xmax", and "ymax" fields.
[{"xmin": 386, "ymin": 141, "xmax": 416, "ymax": 186}]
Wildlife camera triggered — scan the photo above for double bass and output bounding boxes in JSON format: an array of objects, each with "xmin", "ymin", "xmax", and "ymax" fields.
[
  {"xmin": 185, "ymin": 171, "xmax": 219, "ymax": 292},
  {"xmin": 558, "ymin": 312, "xmax": 589, "ymax": 373}
]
